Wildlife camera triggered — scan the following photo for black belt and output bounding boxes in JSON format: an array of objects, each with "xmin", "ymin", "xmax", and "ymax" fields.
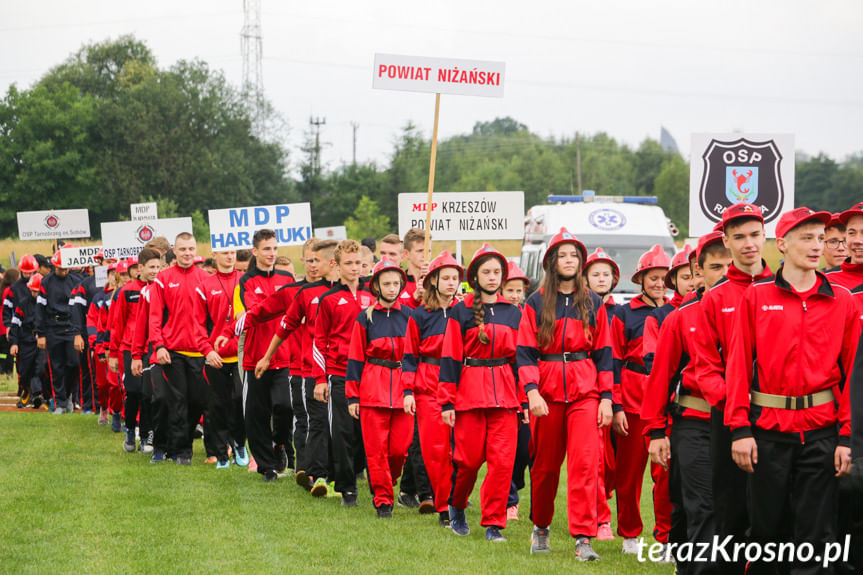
[
  {"xmin": 367, "ymin": 357, "xmax": 402, "ymax": 369},
  {"xmin": 540, "ymin": 352, "xmax": 590, "ymax": 363},
  {"xmin": 623, "ymin": 360, "xmax": 648, "ymax": 375},
  {"xmin": 51, "ymin": 314, "xmax": 71, "ymax": 322},
  {"xmin": 418, "ymin": 356, "xmax": 441, "ymax": 366},
  {"xmin": 464, "ymin": 357, "xmax": 510, "ymax": 368}
]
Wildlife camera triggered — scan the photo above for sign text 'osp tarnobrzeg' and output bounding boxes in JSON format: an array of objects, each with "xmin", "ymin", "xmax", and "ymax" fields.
[
  {"xmin": 208, "ymin": 203, "xmax": 313, "ymax": 250},
  {"xmin": 373, "ymin": 54, "xmax": 505, "ymax": 98},
  {"xmin": 17, "ymin": 209, "xmax": 90, "ymax": 240},
  {"xmin": 398, "ymin": 192, "xmax": 524, "ymax": 241},
  {"xmin": 100, "ymin": 217, "xmax": 193, "ymax": 260}
]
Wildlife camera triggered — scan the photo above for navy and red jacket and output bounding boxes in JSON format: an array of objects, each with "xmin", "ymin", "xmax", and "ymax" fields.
[
  {"xmin": 642, "ymin": 291, "xmax": 684, "ymax": 374},
  {"xmin": 35, "ymin": 271, "xmax": 82, "ymax": 339},
  {"xmin": 439, "ymin": 293, "xmax": 522, "ymax": 412},
  {"xmin": 71, "ymin": 274, "xmax": 98, "ymax": 338},
  {"xmin": 516, "ymin": 289, "xmax": 612, "ymax": 404},
  {"xmin": 642, "ymin": 290, "xmax": 710, "ymax": 439},
  {"xmin": 276, "ymin": 279, "xmax": 336, "ymax": 378},
  {"xmin": 693, "ymin": 261, "xmax": 772, "ymax": 411},
  {"xmin": 401, "ymin": 300, "xmax": 458, "ymax": 397},
  {"xmin": 131, "ymin": 283, "xmax": 157, "ymax": 365},
  {"xmin": 313, "ymin": 281, "xmax": 376, "ymax": 383},
  {"xmin": 90, "ymin": 286, "xmax": 113, "ymax": 357},
  {"xmin": 109, "ymin": 279, "xmax": 144, "ymax": 355},
  {"xmin": 233, "ymin": 266, "xmax": 294, "ymax": 370},
  {"xmin": 346, "ymin": 302, "xmax": 410, "ymax": 408},
  {"xmin": 3, "ymin": 277, "xmax": 30, "ymax": 330},
  {"xmin": 148, "ymin": 264, "xmax": 210, "ymax": 355},
  {"xmin": 8, "ymin": 289, "xmax": 37, "ymax": 346},
  {"xmin": 610, "ymin": 294, "xmax": 668, "ymax": 414},
  {"xmin": 725, "ymin": 270, "xmax": 858, "ymax": 443},
  {"xmin": 601, "ymin": 296, "xmax": 618, "ymax": 327},
  {"xmin": 196, "ymin": 270, "xmax": 242, "ymax": 361}
]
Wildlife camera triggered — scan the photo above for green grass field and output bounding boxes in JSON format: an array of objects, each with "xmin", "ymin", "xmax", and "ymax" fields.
[{"xmin": 0, "ymin": 372, "xmax": 673, "ymax": 575}]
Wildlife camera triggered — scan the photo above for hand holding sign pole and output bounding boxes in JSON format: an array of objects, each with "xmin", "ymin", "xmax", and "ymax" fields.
[{"xmin": 373, "ymin": 54, "xmax": 505, "ymax": 261}]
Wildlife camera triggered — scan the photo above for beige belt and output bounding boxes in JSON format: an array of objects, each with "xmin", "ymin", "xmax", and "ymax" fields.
[
  {"xmin": 750, "ymin": 389, "xmax": 835, "ymax": 410},
  {"xmin": 673, "ymin": 394, "xmax": 711, "ymax": 414}
]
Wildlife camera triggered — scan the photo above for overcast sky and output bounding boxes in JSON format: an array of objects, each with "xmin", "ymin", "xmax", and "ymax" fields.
[{"xmin": 2, "ymin": 0, "xmax": 861, "ymax": 173}]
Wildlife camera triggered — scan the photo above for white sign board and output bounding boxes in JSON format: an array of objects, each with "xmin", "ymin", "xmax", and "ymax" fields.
[
  {"xmin": 100, "ymin": 217, "xmax": 193, "ymax": 260},
  {"xmin": 398, "ymin": 192, "xmax": 524, "ymax": 241},
  {"xmin": 60, "ymin": 246, "xmax": 102, "ymax": 268},
  {"xmin": 207, "ymin": 203, "xmax": 313, "ymax": 250},
  {"xmin": 315, "ymin": 226, "xmax": 347, "ymax": 241},
  {"xmin": 131, "ymin": 202, "xmax": 158, "ymax": 222},
  {"xmin": 373, "ymin": 54, "xmax": 505, "ymax": 98},
  {"xmin": 94, "ymin": 265, "xmax": 109, "ymax": 288},
  {"xmin": 689, "ymin": 133, "xmax": 794, "ymax": 238},
  {"xmin": 17, "ymin": 209, "xmax": 90, "ymax": 240}
]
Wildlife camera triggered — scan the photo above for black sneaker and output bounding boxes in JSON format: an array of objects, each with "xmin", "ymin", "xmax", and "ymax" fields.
[
  {"xmin": 438, "ymin": 511, "xmax": 451, "ymax": 528},
  {"xmin": 341, "ymin": 491, "xmax": 358, "ymax": 507},
  {"xmin": 376, "ymin": 504, "xmax": 393, "ymax": 519},
  {"xmin": 397, "ymin": 492, "xmax": 419, "ymax": 508},
  {"xmin": 31, "ymin": 394, "xmax": 43, "ymax": 409},
  {"xmin": 274, "ymin": 444, "xmax": 288, "ymax": 474},
  {"xmin": 295, "ymin": 470, "xmax": 312, "ymax": 491},
  {"xmin": 418, "ymin": 497, "xmax": 435, "ymax": 514},
  {"xmin": 263, "ymin": 470, "xmax": 278, "ymax": 482}
]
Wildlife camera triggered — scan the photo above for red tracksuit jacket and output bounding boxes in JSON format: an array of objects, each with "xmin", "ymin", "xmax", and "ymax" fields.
[
  {"xmin": 516, "ymin": 289, "xmax": 613, "ymax": 403},
  {"xmin": 196, "ymin": 271, "xmax": 242, "ymax": 360},
  {"xmin": 401, "ymin": 300, "xmax": 457, "ymax": 397},
  {"xmin": 693, "ymin": 262, "xmax": 772, "ymax": 410},
  {"xmin": 396, "ymin": 275, "xmax": 421, "ymax": 309},
  {"xmin": 276, "ymin": 279, "xmax": 336, "ymax": 378},
  {"xmin": 438, "ymin": 293, "xmax": 522, "ymax": 412},
  {"xmin": 313, "ymin": 281, "xmax": 376, "ymax": 383},
  {"xmin": 642, "ymin": 291, "xmax": 684, "ymax": 374},
  {"xmin": 826, "ymin": 260, "xmax": 863, "ymax": 291},
  {"xmin": 346, "ymin": 302, "xmax": 410, "ymax": 408},
  {"xmin": 642, "ymin": 290, "xmax": 711, "ymax": 439},
  {"xmin": 234, "ymin": 266, "xmax": 294, "ymax": 370},
  {"xmin": 725, "ymin": 270, "xmax": 858, "ymax": 443},
  {"xmin": 234, "ymin": 278, "xmax": 302, "ymax": 370},
  {"xmin": 109, "ymin": 279, "xmax": 145, "ymax": 355},
  {"xmin": 610, "ymin": 294, "xmax": 668, "ymax": 413},
  {"xmin": 148, "ymin": 264, "xmax": 210, "ymax": 355}
]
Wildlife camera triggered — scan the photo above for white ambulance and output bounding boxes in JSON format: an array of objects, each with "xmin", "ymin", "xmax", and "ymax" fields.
[{"xmin": 521, "ymin": 192, "xmax": 678, "ymax": 304}]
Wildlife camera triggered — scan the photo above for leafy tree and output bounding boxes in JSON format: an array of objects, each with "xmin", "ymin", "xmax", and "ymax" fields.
[
  {"xmin": 653, "ymin": 155, "xmax": 690, "ymax": 237},
  {"xmin": 345, "ymin": 196, "xmax": 391, "ymax": 240}
]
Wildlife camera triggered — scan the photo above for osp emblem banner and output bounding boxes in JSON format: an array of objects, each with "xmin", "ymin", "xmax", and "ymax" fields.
[{"xmin": 689, "ymin": 134, "xmax": 794, "ymax": 238}]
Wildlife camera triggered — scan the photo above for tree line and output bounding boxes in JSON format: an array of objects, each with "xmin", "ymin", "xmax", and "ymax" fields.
[{"xmin": 1, "ymin": 37, "xmax": 860, "ymax": 242}]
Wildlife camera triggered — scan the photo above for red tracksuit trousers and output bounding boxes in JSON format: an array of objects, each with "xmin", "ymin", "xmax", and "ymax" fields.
[
  {"xmin": 597, "ymin": 424, "xmax": 612, "ymax": 525},
  {"xmin": 615, "ymin": 412, "xmax": 672, "ymax": 541},
  {"xmin": 451, "ymin": 407, "xmax": 517, "ymax": 528},
  {"xmin": 101, "ymin": 358, "xmax": 124, "ymax": 414},
  {"xmin": 530, "ymin": 398, "xmax": 600, "ymax": 537},
  {"xmin": 360, "ymin": 406, "xmax": 414, "ymax": 508},
  {"xmin": 415, "ymin": 393, "xmax": 453, "ymax": 513}
]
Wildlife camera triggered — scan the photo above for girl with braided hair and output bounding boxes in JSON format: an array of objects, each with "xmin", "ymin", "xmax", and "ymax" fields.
[{"xmin": 438, "ymin": 244, "xmax": 523, "ymax": 542}]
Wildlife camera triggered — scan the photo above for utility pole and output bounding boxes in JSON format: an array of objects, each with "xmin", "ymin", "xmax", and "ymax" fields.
[
  {"xmin": 310, "ymin": 116, "xmax": 326, "ymax": 174},
  {"xmin": 351, "ymin": 122, "xmax": 359, "ymax": 165},
  {"xmin": 241, "ymin": 0, "xmax": 264, "ymax": 135}
]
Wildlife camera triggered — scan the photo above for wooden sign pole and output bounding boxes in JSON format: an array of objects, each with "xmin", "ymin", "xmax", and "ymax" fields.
[{"xmin": 424, "ymin": 92, "xmax": 441, "ymax": 262}]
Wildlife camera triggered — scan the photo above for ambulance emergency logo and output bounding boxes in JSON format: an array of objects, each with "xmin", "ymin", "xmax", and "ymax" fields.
[
  {"xmin": 700, "ymin": 138, "xmax": 784, "ymax": 224},
  {"xmin": 136, "ymin": 224, "xmax": 155, "ymax": 244},
  {"xmin": 43, "ymin": 213, "xmax": 60, "ymax": 230},
  {"xmin": 588, "ymin": 208, "xmax": 626, "ymax": 231}
]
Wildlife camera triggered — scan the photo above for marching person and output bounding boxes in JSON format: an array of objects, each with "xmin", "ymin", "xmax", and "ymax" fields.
[
  {"xmin": 610, "ymin": 244, "xmax": 672, "ymax": 554},
  {"xmin": 232, "ymin": 229, "xmax": 294, "ymax": 480},
  {"xmin": 823, "ymin": 213, "xmax": 848, "ymax": 272},
  {"xmin": 346, "ymin": 260, "xmax": 412, "ymax": 517},
  {"xmin": 8, "ymin": 273, "xmax": 48, "ymax": 409},
  {"xmin": 196, "ymin": 248, "xmax": 247, "ymax": 469},
  {"xmin": 3, "ymin": 254, "xmax": 38, "ymax": 403},
  {"xmin": 517, "ymin": 228, "xmax": 613, "ymax": 561},
  {"xmin": 148, "ymin": 232, "xmax": 213, "ymax": 465},
  {"xmin": 726, "ymin": 208, "xmax": 857, "ymax": 575},
  {"xmin": 827, "ymin": 202, "xmax": 863, "ymax": 291},
  {"xmin": 257, "ymin": 239, "xmax": 339, "ymax": 495},
  {"xmin": 109, "ymin": 257, "xmax": 151, "ymax": 453},
  {"xmin": 693, "ymin": 203, "xmax": 772, "ymax": 574},
  {"xmin": 439, "ymin": 243, "xmax": 522, "ymax": 542},
  {"xmin": 90, "ymin": 264, "xmax": 121, "ymax": 427},
  {"xmin": 642, "ymin": 245, "xmax": 695, "ymax": 374},
  {"xmin": 643, "ymin": 231, "xmax": 730, "ymax": 574},
  {"xmin": 312, "ymin": 240, "xmax": 376, "ymax": 505},
  {"xmin": 402, "ymin": 250, "xmax": 463, "ymax": 526},
  {"xmin": 35, "ymin": 251, "xmax": 85, "ymax": 415}
]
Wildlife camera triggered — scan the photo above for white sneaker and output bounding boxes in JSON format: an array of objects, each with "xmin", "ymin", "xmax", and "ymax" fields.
[
  {"xmin": 622, "ymin": 537, "xmax": 639, "ymax": 554},
  {"xmin": 654, "ymin": 542, "xmax": 675, "ymax": 564}
]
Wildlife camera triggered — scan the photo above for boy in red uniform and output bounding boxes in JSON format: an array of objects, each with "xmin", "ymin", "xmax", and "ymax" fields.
[
  {"xmin": 693, "ymin": 203, "xmax": 772, "ymax": 573},
  {"xmin": 826, "ymin": 202, "xmax": 863, "ymax": 292},
  {"xmin": 727, "ymin": 208, "xmax": 856, "ymax": 575}
]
